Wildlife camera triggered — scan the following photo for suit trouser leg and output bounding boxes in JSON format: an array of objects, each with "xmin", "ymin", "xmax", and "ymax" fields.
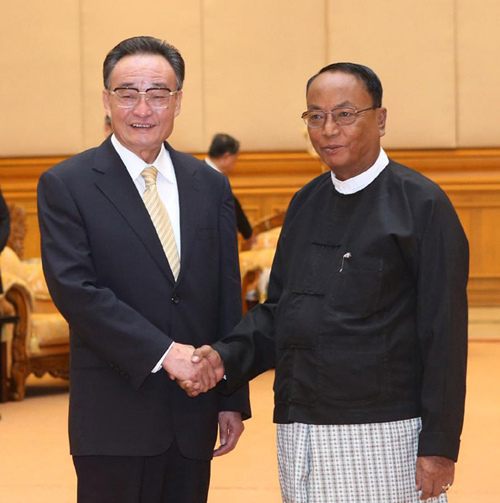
[{"xmin": 73, "ymin": 441, "xmax": 211, "ymax": 503}]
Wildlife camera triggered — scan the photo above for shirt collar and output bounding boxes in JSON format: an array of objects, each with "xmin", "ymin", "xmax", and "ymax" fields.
[
  {"xmin": 110, "ymin": 134, "xmax": 176, "ymax": 184},
  {"xmin": 204, "ymin": 156, "xmax": 221, "ymax": 172},
  {"xmin": 330, "ymin": 148, "xmax": 389, "ymax": 195}
]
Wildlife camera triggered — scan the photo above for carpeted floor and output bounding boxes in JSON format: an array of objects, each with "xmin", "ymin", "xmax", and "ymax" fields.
[{"xmin": 1, "ymin": 313, "xmax": 499, "ymax": 502}]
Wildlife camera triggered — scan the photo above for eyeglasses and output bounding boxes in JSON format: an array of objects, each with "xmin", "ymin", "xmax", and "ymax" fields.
[
  {"xmin": 107, "ymin": 87, "xmax": 178, "ymax": 109},
  {"xmin": 301, "ymin": 106, "xmax": 377, "ymax": 128}
]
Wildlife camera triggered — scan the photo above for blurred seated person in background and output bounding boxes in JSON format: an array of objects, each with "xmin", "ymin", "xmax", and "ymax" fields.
[{"xmin": 205, "ymin": 134, "xmax": 253, "ymax": 246}]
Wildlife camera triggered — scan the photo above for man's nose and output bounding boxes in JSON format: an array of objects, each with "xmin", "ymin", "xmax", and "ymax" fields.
[
  {"xmin": 322, "ymin": 114, "xmax": 340, "ymax": 136},
  {"xmin": 133, "ymin": 95, "xmax": 153, "ymax": 115}
]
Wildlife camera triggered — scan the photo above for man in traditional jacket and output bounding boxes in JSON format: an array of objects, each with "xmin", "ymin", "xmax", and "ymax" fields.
[{"xmin": 184, "ymin": 63, "xmax": 469, "ymax": 503}]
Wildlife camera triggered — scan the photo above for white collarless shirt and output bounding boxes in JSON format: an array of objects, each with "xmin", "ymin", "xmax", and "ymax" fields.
[{"xmin": 330, "ymin": 147, "xmax": 389, "ymax": 194}]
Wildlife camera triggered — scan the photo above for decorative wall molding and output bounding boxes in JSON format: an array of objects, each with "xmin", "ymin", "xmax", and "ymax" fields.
[{"xmin": 2, "ymin": 148, "xmax": 500, "ymax": 306}]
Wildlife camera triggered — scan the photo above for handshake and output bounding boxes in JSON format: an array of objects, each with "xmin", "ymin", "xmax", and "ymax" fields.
[{"xmin": 162, "ymin": 342, "xmax": 225, "ymax": 397}]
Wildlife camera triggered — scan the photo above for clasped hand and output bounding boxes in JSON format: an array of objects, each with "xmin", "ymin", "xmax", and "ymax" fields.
[{"xmin": 162, "ymin": 343, "xmax": 224, "ymax": 397}]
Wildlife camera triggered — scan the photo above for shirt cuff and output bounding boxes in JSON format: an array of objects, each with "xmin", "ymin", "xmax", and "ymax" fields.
[{"xmin": 151, "ymin": 342, "xmax": 174, "ymax": 373}]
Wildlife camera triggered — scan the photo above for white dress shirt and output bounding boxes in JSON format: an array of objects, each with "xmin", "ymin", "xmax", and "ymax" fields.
[{"xmin": 204, "ymin": 156, "xmax": 220, "ymax": 173}]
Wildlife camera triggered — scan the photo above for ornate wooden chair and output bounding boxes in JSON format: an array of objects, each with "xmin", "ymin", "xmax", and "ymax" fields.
[
  {"xmin": 239, "ymin": 211, "xmax": 285, "ymax": 314},
  {"xmin": 0, "ymin": 205, "xmax": 69, "ymax": 400}
]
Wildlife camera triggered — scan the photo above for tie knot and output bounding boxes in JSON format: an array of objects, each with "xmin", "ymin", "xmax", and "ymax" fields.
[{"xmin": 142, "ymin": 166, "xmax": 158, "ymax": 187}]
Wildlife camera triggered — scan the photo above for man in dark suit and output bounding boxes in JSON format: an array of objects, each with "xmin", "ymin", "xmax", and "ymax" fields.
[
  {"xmin": 185, "ymin": 63, "xmax": 468, "ymax": 502},
  {"xmin": 37, "ymin": 36, "xmax": 250, "ymax": 503},
  {"xmin": 205, "ymin": 133, "xmax": 253, "ymax": 243}
]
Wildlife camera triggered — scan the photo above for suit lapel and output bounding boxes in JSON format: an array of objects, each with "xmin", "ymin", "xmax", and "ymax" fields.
[{"xmin": 92, "ymin": 139, "xmax": 175, "ymax": 282}]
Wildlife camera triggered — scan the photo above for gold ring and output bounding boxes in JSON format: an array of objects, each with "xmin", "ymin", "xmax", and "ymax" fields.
[{"xmin": 442, "ymin": 483, "xmax": 451, "ymax": 491}]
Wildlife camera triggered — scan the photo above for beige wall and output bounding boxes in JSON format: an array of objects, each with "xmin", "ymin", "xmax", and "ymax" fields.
[
  {"xmin": 0, "ymin": 0, "xmax": 499, "ymax": 156},
  {"xmin": 456, "ymin": 0, "xmax": 500, "ymax": 147}
]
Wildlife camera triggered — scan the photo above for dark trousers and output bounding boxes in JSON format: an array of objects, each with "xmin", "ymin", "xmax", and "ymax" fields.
[{"xmin": 73, "ymin": 441, "xmax": 211, "ymax": 503}]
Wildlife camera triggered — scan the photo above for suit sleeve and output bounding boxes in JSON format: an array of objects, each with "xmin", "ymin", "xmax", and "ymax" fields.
[
  {"xmin": 234, "ymin": 196, "xmax": 253, "ymax": 239},
  {"xmin": 414, "ymin": 191, "xmax": 469, "ymax": 461},
  {"xmin": 215, "ymin": 178, "xmax": 251, "ymax": 418},
  {"xmin": 37, "ymin": 170, "xmax": 173, "ymax": 390},
  {"xmin": 0, "ymin": 188, "xmax": 10, "ymax": 252}
]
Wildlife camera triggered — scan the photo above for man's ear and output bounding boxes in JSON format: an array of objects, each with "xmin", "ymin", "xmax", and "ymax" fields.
[
  {"xmin": 377, "ymin": 107, "xmax": 387, "ymax": 137},
  {"xmin": 174, "ymin": 90, "xmax": 183, "ymax": 117},
  {"xmin": 102, "ymin": 90, "xmax": 111, "ymax": 117}
]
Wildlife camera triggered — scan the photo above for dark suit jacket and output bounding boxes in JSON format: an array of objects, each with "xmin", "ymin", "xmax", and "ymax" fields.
[
  {"xmin": 0, "ymin": 188, "xmax": 10, "ymax": 294},
  {"xmin": 37, "ymin": 138, "xmax": 250, "ymax": 460},
  {"xmin": 202, "ymin": 161, "xmax": 252, "ymax": 239}
]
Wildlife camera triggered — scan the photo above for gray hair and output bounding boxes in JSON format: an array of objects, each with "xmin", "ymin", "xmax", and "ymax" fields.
[{"xmin": 103, "ymin": 36, "xmax": 185, "ymax": 91}]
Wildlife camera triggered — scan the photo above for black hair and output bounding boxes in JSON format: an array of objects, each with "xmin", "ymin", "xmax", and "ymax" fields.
[
  {"xmin": 306, "ymin": 62, "xmax": 383, "ymax": 108},
  {"xmin": 208, "ymin": 133, "xmax": 240, "ymax": 158}
]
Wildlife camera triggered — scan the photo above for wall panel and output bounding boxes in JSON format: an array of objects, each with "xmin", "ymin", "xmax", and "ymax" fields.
[
  {"xmin": 456, "ymin": 0, "xmax": 500, "ymax": 147},
  {"xmin": 80, "ymin": 0, "xmax": 205, "ymax": 152},
  {"xmin": 0, "ymin": 2, "xmax": 500, "ymax": 155},
  {"xmin": 327, "ymin": 0, "xmax": 456, "ymax": 149},
  {"xmin": 0, "ymin": 1, "xmax": 82, "ymax": 156},
  {"xmin": 3, "ymin": 149, "xmax": 499, "ymax": 305},
  {"xmin": 202, "ymin": 0, "xmax": 326, "ymax": 152}
]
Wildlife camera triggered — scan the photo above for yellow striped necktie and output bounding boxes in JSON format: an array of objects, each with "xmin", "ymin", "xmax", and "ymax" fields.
[{"xmin": 141, "ymin": 167, "xmax": 180, "ymax": 280}]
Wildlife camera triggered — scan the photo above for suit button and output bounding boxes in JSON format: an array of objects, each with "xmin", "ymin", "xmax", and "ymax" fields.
[{"xmin": 171, "ymin": 295, "xmax": 181, "ymax": 304}]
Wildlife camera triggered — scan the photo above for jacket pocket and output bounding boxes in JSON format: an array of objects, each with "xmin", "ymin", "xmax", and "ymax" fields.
[
  {"xmin": 317, "ymin": 333, "xmax": 387, "ymax": 405},
  {"xmin": 332, "ymin": 257, "xmax": 383, "ymax": 317}
]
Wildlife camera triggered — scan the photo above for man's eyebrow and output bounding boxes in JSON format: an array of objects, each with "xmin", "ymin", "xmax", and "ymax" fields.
[
  {"xmin": 336, "ymin": 100, "xmax": 354, "ymax": 108},
  {"xmin": 147, "ymin": 85, "xmax": 172, "ymax": 90},
  {"xmin": 113, "ymin": 82, "xmax": 171, "ymax": 89},
  {"xmin": 307, "ymin": 101, "xmax": 355, "ymax": 110},
  {"xmin": 113, "ymin": 82, "xmax": 136, "ymax": 88}
]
